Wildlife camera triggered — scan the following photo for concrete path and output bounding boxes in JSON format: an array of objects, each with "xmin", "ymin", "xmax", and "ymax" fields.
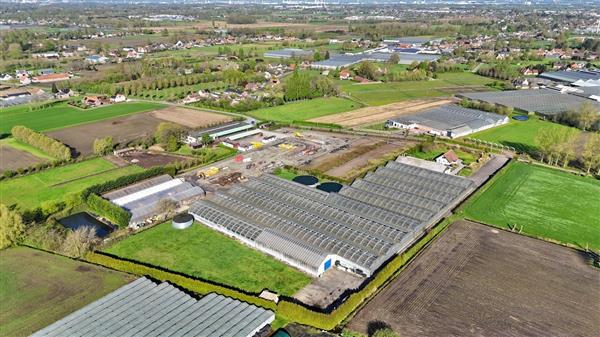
[{"xmin": 469, "ymin": 154, "xmax": 510, "ymax": 187}]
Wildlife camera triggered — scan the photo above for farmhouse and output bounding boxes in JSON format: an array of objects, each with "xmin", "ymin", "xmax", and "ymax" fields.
[
  {"xmin": 436, "ymin": 150, "xmax": 461, "ymax": 166},
  {"xmin": 263, "ymin": 48, "xmax": 313, "ymax": 59},
  {"xmin": 104, "ymin": 175, "xmax": 204, "ymax": 227},
  {"xmin": 190, "ymin": 161, "xmax": 475, "ymax": 277},
  {"xmin": 31, "ymin": 277, "xmax": 274, "ymax": 337},
  {"xmin": 385, "ymin": 104, "xmax": 509, "ymax": 138}
]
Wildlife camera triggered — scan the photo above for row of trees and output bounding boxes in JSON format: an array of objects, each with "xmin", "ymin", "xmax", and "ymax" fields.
[
  {"xmin": 284, "ymin": 71, "xmax": 338, "ymax": 101},
  {"xmin": 459, "ymin": 99, "xmax": 514, "ymax": 116},
  {"xmin": 385, "ymin": 69, "xmax": 429, "ymax": 82},
  {"xmin": 11, "ymin": 126, "xmax": 71, "ymax": 161},
  {"xmin": 535, "ymin": 128, "xmax": 600, "ymax": 174},
  {"xmin": 476, "ymin": 63, "xmax": 519, "ymax": 81},
  {"xmin": 555, "ymin": 102, "xmax": 600, "ymax": 132}
]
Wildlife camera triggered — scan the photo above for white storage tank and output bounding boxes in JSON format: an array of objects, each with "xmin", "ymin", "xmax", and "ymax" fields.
[{"xmin": 172, "ymin": 213, "xmax": 194, "ymax": 229}]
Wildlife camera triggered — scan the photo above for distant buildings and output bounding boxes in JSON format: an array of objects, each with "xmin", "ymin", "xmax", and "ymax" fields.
[
  {"xmin": 263, "ymin": 48, "xmax": 314, "ymax": 59},
  {"xmin": 311, "ymin": 51, "xmax": 439, "ymax": 70},
  {"xmin": 32, "ymin": 73, "xmax": 71, "ymax": 83}
]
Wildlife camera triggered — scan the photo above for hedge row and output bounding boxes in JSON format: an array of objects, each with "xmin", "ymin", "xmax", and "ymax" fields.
[
  {"xmin": 85, "ymin": 252, "xmax": 277, "ymax": 311},
  {"xmin": 86, "ymin": 194, "xmax": 131, "ymax": 228},
  {"xmin": 81, "ymin": 166, "xmax": 176, "ymax": 199},
  {"xmin": 11, "ymin": 125, "xmax": 71, "ymax": 161},
  {"xmin": 87, "ymin": 219, "xmax": 450, "ymax": 330}
]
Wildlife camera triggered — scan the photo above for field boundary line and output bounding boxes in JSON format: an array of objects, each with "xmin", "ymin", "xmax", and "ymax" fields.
[{"xmin": 49, "ymin": 166, "xmax": 125, "ymax": 187}]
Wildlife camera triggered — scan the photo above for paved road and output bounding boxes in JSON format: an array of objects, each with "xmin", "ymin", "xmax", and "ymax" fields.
[{"xmin": 469, "ymin": 154, "xmax": 510, "ymax": 187}]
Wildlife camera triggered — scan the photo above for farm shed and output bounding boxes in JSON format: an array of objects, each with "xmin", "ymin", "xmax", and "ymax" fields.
[
  {"xmin": 311, "ymin": 52, "xmax": 439, "ymax": 70},
  {"xmin": 458, "ymin": 89, "xmax": 600, "ymax": 117},
  {"xmin": 104, "ymin": 175, "xmax": 204, "ymax": 227},
  {"xmin": 538, "ymin": 70, "xmax": 600, "ymax": 84},
  {"xmin": 263, "ymin": 48, "xmax": 313, "ymax": 59},
  {"xmin": 190, "ymin": 162, "xmax": 475, "ymax": 277},
  {"xmin": 31, "ymin": 277, "xmax": 274, "ymax": 337},
  {"xmin": 386, "ymin": 104, "xmax": 509, "ymax": 138},
  {"xmin": 186, "ymin": 121, "xmax": 255, "ymax": 144}
]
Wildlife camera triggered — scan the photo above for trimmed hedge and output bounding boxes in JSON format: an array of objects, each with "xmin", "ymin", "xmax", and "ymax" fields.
[
  {"xmin": 86, "ymin": 194, "xmax": 131, "ymax": 228},
  {"xmin": 85, "ymin": 252, "xmax": 277, "ymax": 311},
  {"xmin": 82, "ymin": 166, "xmax": 176, "ymax": 199}
]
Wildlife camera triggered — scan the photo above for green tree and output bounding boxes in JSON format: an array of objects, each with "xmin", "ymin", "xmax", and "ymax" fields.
[
  {"xmin": 0, "ymin": 204, "xmax": 25, "ymax": 249},
  {"xmin": 356, "ymin": 61, "xmax": 378, "ymax": 80},
  {"xmin": 93, "ymin": 136, "xmax": 114, "ymax": 155},
  {"xmin": 7, "ymin": 43, "xmax": 23, "ymax": 59},
  {"xmin": 372, "ymin": 328, "xmax": 400, "ymax": 337},
  {"xmin": 155, "ymin": 122, "xmax": 185, "ymax": 145},
  {"xmin": 582, "ymin": 133, "xmax": 600, "ymax": 175},
  {"xmin": 388, "ymin": 53, "xmax": 400, "ymax": 64}
]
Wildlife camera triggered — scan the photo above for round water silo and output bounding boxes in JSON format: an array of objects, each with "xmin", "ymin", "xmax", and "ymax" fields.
[{"xmin": 172, "ymin": 213, "xmax": 194, "ymax": 229}]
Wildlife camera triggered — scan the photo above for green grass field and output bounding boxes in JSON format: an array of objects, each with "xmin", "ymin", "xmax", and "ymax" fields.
[
  {"xmin": 468, "ymin": 115, "xmax": 575, "ymax": 153},
  {"xmin": 246, "ymin": 97, "xmax": 359, "ymax": 123},
  {"xmin": 337, "ymin": 72, "xmax": 493, "ymax": 106},
  {"xmin": 463, "ymin": 162, "xmax": 600, "ymax": 251},
  {"xmin": 0, "ymin": 158, "xmax": 144, "ymax": 210},
  {"xmin": 0, "ymin": 246, "xmax": 133, "ymax": 337},
  {"xmin": 0, "ymin": 138, "xmax": 56, "ymax": 160},
  {"xmin": 1, "ymin": 101, "xmax": 165, "ymax": 135},
  {"xmin": 104, "ymin": 222, "xmax": 312, "ymax": 295}
]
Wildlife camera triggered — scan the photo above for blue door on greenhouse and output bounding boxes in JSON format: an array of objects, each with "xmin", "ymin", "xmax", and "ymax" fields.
[{"xmin": 324, "ymin": 259, "xmax": 332, "ymax": 271}]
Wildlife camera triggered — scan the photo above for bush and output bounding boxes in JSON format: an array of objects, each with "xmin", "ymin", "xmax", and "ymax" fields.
[
  {"xmin": 11, "ymin": 125, "xmax": 71, "ymax": 160},
  {"xmin": 86, "ymin": 194, "xmax": 131, "ymax": 228}
]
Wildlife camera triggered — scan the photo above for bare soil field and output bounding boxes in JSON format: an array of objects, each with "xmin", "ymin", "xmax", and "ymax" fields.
[
  {"xmin": 303, "ymin": 136, "xmax": 416, "ymax": 181},
  {"xmin": 47, "ymin": 113, "xmax": 165, "ymax": 157},
  {"xmin": 116, "ymin": 151, "xmax": 191, "ymax": 169},
  {"xmin": 0, "ymin": 145, "xmax": 44, "ymax": 172},
  {"xmin": 153, "ymin": 21, "xmax": 347, "ymax": 33},
  {"xmin": 149, "ymin": 106, "xmax": 232, "ymax": 129},
  {"xmin": 325, "ymin": 140, "xmax": 416, "ymax": 180},
  {"xmin": 308, "ymin": 99, "xmax": 452, "ymax": 127},
  {"xmin": 347, "ymin": 220, "xmax": 600, "ymax": 337}
]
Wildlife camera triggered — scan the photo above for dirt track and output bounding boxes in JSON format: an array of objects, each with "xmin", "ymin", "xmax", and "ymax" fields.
[
  {"xmin": 348, "ymin": 220, "xmax": 600, "ymax": 337},
  {"xmin": 150, "ymin": 106, "xmax": 232, "ymax": 129},
  {"xmin": 308, "ymin": 99, "xmax": 452, "ymax": 127}
]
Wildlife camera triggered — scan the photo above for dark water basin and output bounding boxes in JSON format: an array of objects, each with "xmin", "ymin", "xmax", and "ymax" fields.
[{"xmin": 58, "ymin": 212, "xmax": 114, "ymax": 238}]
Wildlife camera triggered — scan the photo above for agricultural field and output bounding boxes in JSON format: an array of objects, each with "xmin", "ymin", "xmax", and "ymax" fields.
[
  {"xmin": 0, "ymin": 158, "xmax": 144, "ymax": 210},
  {"xmin": 308, "ymin": 98, "xmax": 451, "ymax": 127},
  {"xmin": 463, "ymin": 161, "xmax": 600, "ymax": 251},
  {"xmin": 347, "ymin": 220, "xmax": 600, "ymax": 337},
  {"xmin": 0, "ymin": 138, "xmax": 55, "ymax": 172},
  {"xmin": 0, "ymin": 247, "xmax": 133, "ymax": 337},
  {"xmin": 46, "ymin": 113, "xmax": 165, "ymax": 156},
  {"xmin": 246, "ymin": 97, "xmax": 359, "ymax": 123},
  {"xmin": 103, "ymin": 221, "xmax": 312, "ymax": 296},
  {"xmin": 336, "ymin": 72, "xmax": 493, "ymax": 106},
  {"xmin": 467, "ymin": 114, "xmax": 578, "ymax": 153},
  {"xmin": 148, "ymin": 106, "xmax": 233, "ymax": 128},
  {"xmin": 0, "ymin": 101, "xmax": 165, "ymax": 135}
]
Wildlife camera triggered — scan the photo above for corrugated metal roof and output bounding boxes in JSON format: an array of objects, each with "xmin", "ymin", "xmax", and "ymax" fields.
[{"xmin": 30, "ymin": 278, "xmax": 274, "ymax": 337}]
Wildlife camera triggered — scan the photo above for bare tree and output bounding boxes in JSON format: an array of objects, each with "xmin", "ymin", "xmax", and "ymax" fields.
[{"xmin": 61, "ymin": 226, "xmax": 98, "ymax": 258}]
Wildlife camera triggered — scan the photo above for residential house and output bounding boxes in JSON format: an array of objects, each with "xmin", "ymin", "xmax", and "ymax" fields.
[
  {"xmin": 83, "ymin": 95, "xmax": 108, "ymax": 107},
  {"xmin": 54, "ymin": 88, "xmax": 75, "ymax": 99},
  {"xmin": 32, "ymin": 73, "xmax": 71, "ymax": 83},
  {"xmin": 435, "ymin": 150, "xmax": 461, "ymax": 166},
  {"xmin": 110, "ymin": 94, "xmax": 127, "ymax": 103},
  {"xmin": 339, "ymin": 69, "xmax": 351, "ymax": 80}
]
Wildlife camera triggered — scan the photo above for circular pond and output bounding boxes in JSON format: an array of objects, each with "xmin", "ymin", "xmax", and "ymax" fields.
[
  {"xmin": 316, "ymin": 182, "xmax": 343, "ymax": 193},
  {"xmin": 292, "ymin": 175, "xmax": 319, "ymax": 186}
]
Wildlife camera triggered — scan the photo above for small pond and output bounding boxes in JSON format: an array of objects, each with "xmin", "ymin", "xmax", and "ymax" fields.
[
  {"xmin": 58, "ymin": 212, "xmax": 114, "ymax": 238},
  {"xmin": 316, "ymin": 182, "xmax": 343, "ymax": 193},
  {"xmin": 292, "ymin": 175, "xmax": 319, "ymax": 186},
  {"xmin": 513, "ymin": 115, "xmax": 529, "ymax": 121}
]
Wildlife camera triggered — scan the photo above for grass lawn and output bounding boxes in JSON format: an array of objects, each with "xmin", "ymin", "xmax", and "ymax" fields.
[
  {"xmin": 0, "ymin": 158, "xmax": 144, "ymax": 210},
  {"xmin": 104, "ymin": 221, "xmax": 312, "ymax": 295},
  {"xmin": 0, "ymin": 138, "xmax": 56, "ymax": 160},
  {"xmin": 246, "ymin": 97, "xmax": 359, "ymax": 123},
  {"xmin": 0, "ymin": 246, "xmax": 133, "ymax": 337},
  {"xmin": 337, "ymin": 72, "xmax": 493, "ymax": 106},
  {"xmin": 467, "ymin": 115, "xmax": 574, "ymax": 153},
  {"xmin": 463, "ymin": 161, "xmax": 600, "ymax": 251},
  {"xmin": 1, "ymin": 101, "xmax": 165, "ymax": 135}
]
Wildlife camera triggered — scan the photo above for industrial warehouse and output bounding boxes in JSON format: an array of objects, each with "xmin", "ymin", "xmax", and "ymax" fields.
[
  {"xmin": 104, "ymin": 175, "xmax": 204, "ymax": 227},
  {"xmin": 385, "ymin": 104, "xmax": 509, "ymax": 138},
  {"xmin": 190, "ymin": 161, "xmax": 475, "ymax": 277},
  {"xmin": 458, "ymin": 88, "xmax": 600, "ymax": 117},
  {"xmin": 31, "ymin": 278, "xmax": 275, "ymax": 337}
]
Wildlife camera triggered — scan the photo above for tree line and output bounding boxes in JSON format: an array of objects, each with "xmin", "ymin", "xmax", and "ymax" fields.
[
  {"xmin": 11, "ymin": 125, "xmax": 71, "ymax": 161},
  {"xmin": 535, "ymin": 128, "xmax": 600, "ymax": 175},
  {"xmin": 284, "ymin": 70, "xmax": 338, "ymax": 101}
]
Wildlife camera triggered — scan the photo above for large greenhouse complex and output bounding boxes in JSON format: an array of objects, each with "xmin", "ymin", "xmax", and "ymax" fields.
[{"xmin": 190, "ymin": 161, "xmax": 476, "ymax": 277}]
